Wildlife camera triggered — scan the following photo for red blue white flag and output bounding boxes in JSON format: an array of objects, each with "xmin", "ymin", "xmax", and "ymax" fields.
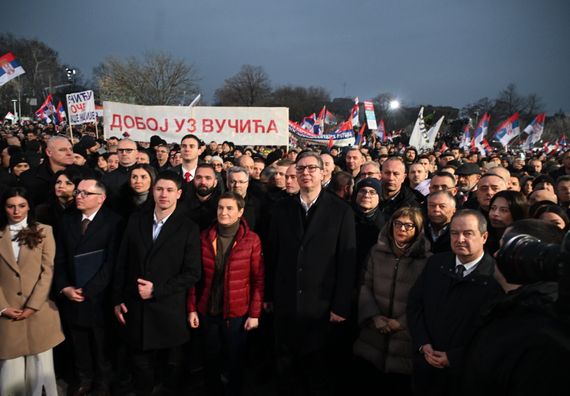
[
  {"xmin": 494, "ymin": 112, "xmax": 521, "ymax": 147},
  {"xmin": 0, "ymin": 52, "xmax": 26, "ymax": 86},
  {"xmin": 522, "ymin": 113, "xmax": 546, "ymax": 149},
  {"xmin": 473, "ymin": 113, "xmax": 490, "ymax": 151}
]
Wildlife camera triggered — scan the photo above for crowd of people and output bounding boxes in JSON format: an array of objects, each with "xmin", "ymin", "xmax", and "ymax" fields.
[{"xmin": 0, "ymin": 119, "xmax": 569, "ymax": 396}]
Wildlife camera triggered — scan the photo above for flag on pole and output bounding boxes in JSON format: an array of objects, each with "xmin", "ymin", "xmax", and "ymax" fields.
[
  {"xmin": 408, "ymin": 107, "xmax": 427, "ymax": 150},
  {"xmin": 0, "ymin": 52, "xmax": 26, "ymax": 87},
  {"xmin": 439, "ymin": 142, "xmax": 448, "ymax": 154},
  {"xmin": 375, "ymin": 119, "xmax": 386, "ymax": 142},
  {"xmin": 426, "ymin": 116, "xmax": 445, "ymax": 150},
  {"xmin": 522, "ymin": 113, "xmax": 546, "ymax": 149},
  {"xmin": 355, "ymin": 122, "xmax": 367, "ymax": 146},
  {"xmin": 351, "ymin": 97, "xmax": 360, "ymax": 128},
  {"xmin": 35, "ymin": 94, "xmax": 55, "ymax": 122},
  {"xmin": 363, "ymin": 101, "xmax": 378, "ymax": 130},
  {"xmin": 56, "ymin": 101, "xmax": 67, "ymax": 122},
  {"xmin": 460, "ymin": 124, "xmax": 472, "ymax": 150},
  {"xmin": 473, "ymin": 113, "xmax": 491, "ymax": 152},
  {"xmin": 481, "ymin": 138, "xmax": 493, "ymax": 156},
  {"xmin": 494, "ymin": 112, "xmax": 521, "ymax": 148}
]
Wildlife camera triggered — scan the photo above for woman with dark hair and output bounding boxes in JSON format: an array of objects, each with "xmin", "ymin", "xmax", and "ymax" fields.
[
  {"xmin": 353, "ymin": 206, "xmax": 431, "ymax": 395},
  {"xmin": 487, "ymin": 190, "xmax": 529, "ymax": 254},
  {"xmin": 534, "ymin": 204, "xmax": 569, "ymax": 231},
  {"xmin": 519, "ymin": 175, "xmax": 535, "ymax": 196},
  {"xmin": 0, "ymin": 187, "xmax": 64, "ymax": 395},
  {"xmin": 35, "ymin": 168, "xmax": 81, "ymax": 237},
  {"xmin": 118, "ymin": 164, "xmax": 156, "ymax": 219},
  {"xmin": 188, "ymin": 191, "xmax": 264, "ymax": 396},
  {"xmin": 95, "ymin": 153, "xmax": 109, "ymax": 175}
]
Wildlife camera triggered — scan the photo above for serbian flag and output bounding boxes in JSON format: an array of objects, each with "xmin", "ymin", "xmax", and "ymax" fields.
[
  {"xmin": 494, "ymin": 113, "xmax": 521, "ymax": 147},
  {"xmin": 56, "ymin": 101, "xmax": 67, "ymax": 122},
  {"xmin": 473, "ymin": 113, "xmax": 490, "ymax": 151},
  {"xmin": 375, "ymin": 119, "xmax": 386, "ymax": 142},
  {"xmin": 460, "ymin": 124, "xmax": 472, "ymax": 150},
  {"xmin": 351, "ymin": 97, "xmax": 360, "ymax": 128},
  {"xmin": 35, "ymin": 94, "xmax": 54, "ymax": 122},
  {"xmin": 355, "ymin": 122, "xmax": 367, "ymax": 145},
  {"xmin": 0, "ymin": 52, "xmax": 26, "ymax": 87},
  {"xmin": 439, "ymin": 142, "xmax": 448, "ymax": 154},
  {"xmin": 481, "ymin": 138, "xmax": 493, "ymax": 155},
  {"xmin": 522, "ymin": 113, "xmax": 546, "ymax": 149},
  {"xmin": 560, "ymin": 135, "xmax": 567, "ymax": 147}
]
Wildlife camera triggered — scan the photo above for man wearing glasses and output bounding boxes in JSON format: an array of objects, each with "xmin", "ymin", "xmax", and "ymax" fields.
[
  {"xmin": 267, "ymin": 150, "xmax": 356, "ymax": 394},
  {"xmin": 226, "ymin": 166, "xmax": 261, "ymax": 231},
  {"xmin": 54, "ymin": 179, "xmax": 124, "ymax": 396},
  {"xmin": 102, "ymin": 138, "xmax": 139, "ymax": 210}
]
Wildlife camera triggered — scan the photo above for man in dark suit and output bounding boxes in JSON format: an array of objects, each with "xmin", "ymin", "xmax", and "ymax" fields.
[
  {"xmin": 112, "ymin": 171, "xmax": 201, "ymax": 396},
  {"xmin": 54, "ymin": 178, "xmax": 124, "ymax": 396},
  {"xmin": 425, "ymin": 191, "xmax": 456, "ymax": 253},
  {"xmin": 407, "ymin": 209, "xmax": 503, "ymax": 396},
  {"xmin": 267, "ymin": 151, "xmax": 357, "ymax": 394}
]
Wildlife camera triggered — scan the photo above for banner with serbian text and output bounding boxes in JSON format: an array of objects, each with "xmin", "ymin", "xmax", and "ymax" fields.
[
  {"xmin": 103, "ymin": 101, "xmax": 289, "ymax": 145},
  {"xmin": 67, "ymin": 90, "xmax": 97, "ymax": 125},
  {"xmin": 288, "ymin": 121, "xmax": 354, "ymax": 147}
]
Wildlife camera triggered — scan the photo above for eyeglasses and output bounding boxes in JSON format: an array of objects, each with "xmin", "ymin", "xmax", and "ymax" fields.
[
  {"xmin": 394, "ymin": 220, "xmax": 416, "ymax": 231},
  {"xmin": 117, "ymin": 148, "xmax": 136, "ymax": 153},
  {"xmin": 360, "ymin": 172, "xmax": 379, "ymax": 178},
  {"xmin": 229, "ymin": 180, "xmax": 248, "ymax": 185},
  {"xmin": 74, "ymin": 190, "xmax": 103, "ymax": 198},
  {"xmin": 357, "ymin": 189, "xmax": 378, "ymax": 196},
  {"xmin": 296, "ymin": 165, "xmax": 322, "ymax": 173}
]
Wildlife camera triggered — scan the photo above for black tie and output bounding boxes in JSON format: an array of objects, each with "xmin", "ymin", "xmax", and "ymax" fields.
[
  {"xmin": 455, "ymin": 264, "xmax": 466, "ymax": 278},
  {"xmin": 81, "ymin": 218, "xmax": 91, "ymax": 235}
]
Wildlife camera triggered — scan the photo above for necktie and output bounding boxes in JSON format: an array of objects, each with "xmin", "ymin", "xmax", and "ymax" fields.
[
  {"xmin": 81, "ymin": 218, "xmax": 91, "ymax": 235},
  {"xmin": 185, "ymin": 172, "xmax": 192, "ymax": 183},
  {"xmin": 455, "ymin": 264, "xmax": 466, "ymax": 278}
]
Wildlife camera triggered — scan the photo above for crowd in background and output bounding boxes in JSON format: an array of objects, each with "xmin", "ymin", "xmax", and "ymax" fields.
[{"xmin": 1, "ymin": 119, "xmax": 569, "ymax": 396}]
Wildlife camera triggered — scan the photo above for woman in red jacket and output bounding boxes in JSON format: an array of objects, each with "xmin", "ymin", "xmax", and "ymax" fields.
[{"xmin": 188, "ymin": 191, "xmax": 264, "ymax": 396}]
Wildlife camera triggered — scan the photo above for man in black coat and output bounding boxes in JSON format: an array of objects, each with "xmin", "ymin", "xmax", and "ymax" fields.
[
  {"xmin": 54, "ymin": 178, "xmax": 124, "ymax": 396},
  {"xmin": 407, "ymin": 209, "xmax": 503, "ymax": 396},
  {"xmin": 112, "ymin": 171, "xmax": 201, "ymax": 395},
  {"xmin": 378, "ymin": 157, "xmax": 420, "ymax": 222},
  {"xmin": 425, "ymin": 191, "xmax": 456, "ymax": 254},
  {"xmin": 267, "ymin": 151, "xmax": 357, "ymax": 394},
  {"xmin": 179, "ymin": 163, "xmax": 221, "ymax": 230},
  {"xmin": 101, "ymin": 138, "xmax": 138, "ymax": 209}
]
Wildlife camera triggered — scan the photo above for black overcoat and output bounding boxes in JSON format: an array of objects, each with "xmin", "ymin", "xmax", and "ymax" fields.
[
  {"xmin": 112, "ymin": 207, "xmax": 201, "ymax": 351},
  {"xmin": 267, "ymin": 191, "xmax": 357, "ymax": 354}
]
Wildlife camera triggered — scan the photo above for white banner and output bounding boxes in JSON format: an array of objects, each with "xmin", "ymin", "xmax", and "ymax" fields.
[
  {"xmin": 66, "ymin": 90, "xmax": 97, "ymax": 125},
  {"xmin": 103, "ymin": 101, "xmax": 289, "ymax": 145}
]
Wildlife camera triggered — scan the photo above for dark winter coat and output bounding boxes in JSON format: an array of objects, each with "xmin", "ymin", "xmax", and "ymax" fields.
[
  {"xmin": 267, "ymin": 190, "xmax": 357, "ymax": 354},
  {"xmin": 112, "ymin": 207, "xmax": 201, "ymax": 351},
  {"xmin": 354, "ymin": 225, "xmax": 431, "ymax": 374}
]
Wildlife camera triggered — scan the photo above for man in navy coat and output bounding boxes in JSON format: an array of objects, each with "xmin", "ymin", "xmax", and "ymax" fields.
[{"xmin": 407, "ymin": 209, "xmax": 503, "ymax": 396}]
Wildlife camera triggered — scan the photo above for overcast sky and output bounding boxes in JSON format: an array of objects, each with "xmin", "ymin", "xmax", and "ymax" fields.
[{"xmin": 5, "ymin": 0, "xmax": 570, "ymax": 114}]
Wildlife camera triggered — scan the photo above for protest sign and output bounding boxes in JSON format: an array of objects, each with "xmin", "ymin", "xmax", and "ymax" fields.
[{"xmin": 103, "ymin": 101, "xmax": 289, "ymax": 145}]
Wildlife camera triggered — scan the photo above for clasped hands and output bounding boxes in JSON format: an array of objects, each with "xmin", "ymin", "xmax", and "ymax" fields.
[
  {"xmin": 2, "ymin": 307, "xmax": 36, "ymax": 320},
  {"xmin": 421, "ymin": 343, "xmax": 449, "ymax": 368},
  {"xmin": 373, "ymin": 315, "xmax": 402, "ymax": 334}
]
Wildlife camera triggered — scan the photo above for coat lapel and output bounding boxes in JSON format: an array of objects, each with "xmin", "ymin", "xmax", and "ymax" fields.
[
  {"xmin": 80, "ymin": 208, "xmax": 106, "ymax": 245},
  {"xmin": 300, "ymin": 191, "xmax": 328, "ymax": 246},
  {"xmin": 0, "ymin": 227, "xmax": 20, "ymax": 274},
  {"xmin": 149, "ymin": 210, "xmax": 183, "ymax": 257}
]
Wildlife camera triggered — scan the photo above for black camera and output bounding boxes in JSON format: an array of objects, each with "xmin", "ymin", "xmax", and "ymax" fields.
[{"xmin": 496, "ymin": 231, "xmax": 570, "ymax": 314}]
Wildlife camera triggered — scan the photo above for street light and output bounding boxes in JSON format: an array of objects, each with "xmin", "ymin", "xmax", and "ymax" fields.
[{"xmin": 389, "ymin": 100, "xmax": 400, "ymax": 110}]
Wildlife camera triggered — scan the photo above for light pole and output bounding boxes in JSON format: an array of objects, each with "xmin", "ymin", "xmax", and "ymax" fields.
[{"xmin": 11, "ymin": 99, "xmax": 18, "ymax": 121}]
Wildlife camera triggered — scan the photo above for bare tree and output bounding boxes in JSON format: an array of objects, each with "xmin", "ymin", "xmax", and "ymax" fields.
[
  {"xmin": 0, "ymin": 34, "xmax": 71, "ymax": 115},
  {"xmin": 214, "ymin": 65, "xmax": 271, "ymax": 106},
  {"xmin": 94, "ymin": 52, "xmax": 200, "ymax": 105},
  {"xmin": 267, "ymin": 85, "xmax": 330, "ymax": 120}
]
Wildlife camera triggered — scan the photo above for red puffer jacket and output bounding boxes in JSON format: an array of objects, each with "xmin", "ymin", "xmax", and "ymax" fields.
[{"xmin": 187, "ymin": 219, "xmax": 264, "ymax": 318}]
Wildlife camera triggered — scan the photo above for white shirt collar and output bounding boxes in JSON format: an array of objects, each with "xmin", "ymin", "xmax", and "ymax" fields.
[
  {"xmin": 82, "ymin": 207, "xmax": 101, "ymax": 222},
  {"xmin": 455, "ymin": 251, "xmax": 485, "ymax": 277}
]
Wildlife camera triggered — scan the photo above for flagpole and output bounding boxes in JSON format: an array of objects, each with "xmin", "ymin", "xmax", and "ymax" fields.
[
  {"xmin": 69, "ymin": 123, "xmax": 74, "ymax": 144},
  {"xmin": 94, "ymin": 121, "xmax": 99, "ymax": 140}
]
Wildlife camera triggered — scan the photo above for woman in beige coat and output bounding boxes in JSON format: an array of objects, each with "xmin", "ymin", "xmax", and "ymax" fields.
[{"xmin": 0, "ymin": 187, "xmax": 64, "ymax": 396}]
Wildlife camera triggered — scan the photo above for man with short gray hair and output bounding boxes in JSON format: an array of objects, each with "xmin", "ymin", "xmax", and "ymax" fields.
[{"xmin": 227, "ymin": 166, "xmax": 261, "ymax": 230}]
